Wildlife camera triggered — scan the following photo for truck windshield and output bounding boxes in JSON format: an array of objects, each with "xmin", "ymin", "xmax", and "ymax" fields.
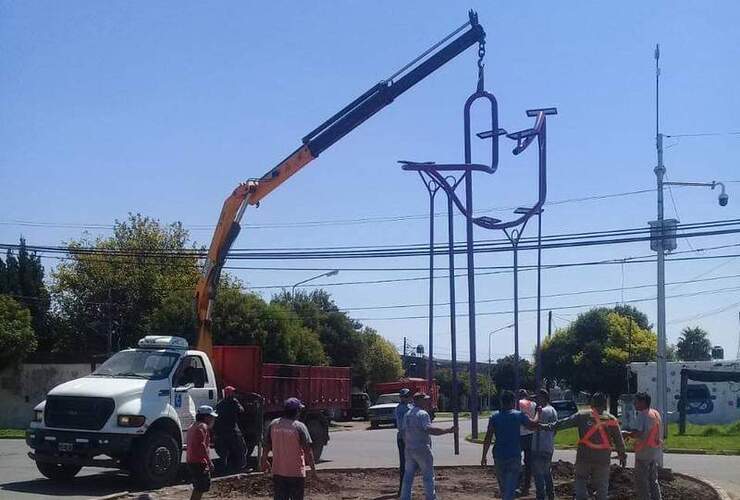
[
  {"xmin": 375, "ymin": 394, "xmax": 401, "ymax": 405},
  {"xmin": 92, "ymin": 351, "xmax": 181, "ymax": 380}
]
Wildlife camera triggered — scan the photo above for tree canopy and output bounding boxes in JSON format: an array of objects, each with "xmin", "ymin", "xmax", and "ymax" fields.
[
  {"xmin": 52, "ymin": 213, "xmax": 199, "ymax": 352},
  {"xmin": 0, "ymin": 238, "xmax": 50, "ymax": 347},
  {"xmin": 676, "ymin": 326, "xmax": 712, "ymax": 361},
  {"xmin": 0, "ymin": 295, "xmax": 37, "ymax": 366},
  {"xmin": 18, "ymin": 214, "xmax": 407, "ymax": 391},
  {"xmin": 540, "ymin": 306, "xmax": 657, "ymax": 411}
]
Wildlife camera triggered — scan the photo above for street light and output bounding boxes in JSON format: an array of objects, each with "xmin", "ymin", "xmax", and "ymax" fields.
[{"xmin": 291, "ymin": 270, "xmax": 339, "ymax": 295}]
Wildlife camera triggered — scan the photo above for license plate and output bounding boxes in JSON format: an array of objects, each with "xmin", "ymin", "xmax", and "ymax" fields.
[{"xmin": 58, "ymin": 442, "xmax": 74, "ymax": 452}]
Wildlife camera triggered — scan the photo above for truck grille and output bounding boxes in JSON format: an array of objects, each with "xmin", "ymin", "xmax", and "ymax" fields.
[{"xmin": 44, "ymin": 396, "xmax": 115, "ymax": 430}]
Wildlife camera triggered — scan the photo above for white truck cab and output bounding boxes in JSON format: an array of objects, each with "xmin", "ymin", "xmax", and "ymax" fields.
[{"xmin": 27, "ymin": 336, "xmax": 218, "ymax": 487}]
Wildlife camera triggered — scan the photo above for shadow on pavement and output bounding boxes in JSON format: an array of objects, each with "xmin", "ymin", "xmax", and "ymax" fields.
[{"xmin": 0, "ymin": 470, "xmax": 131, "ymax": 498}]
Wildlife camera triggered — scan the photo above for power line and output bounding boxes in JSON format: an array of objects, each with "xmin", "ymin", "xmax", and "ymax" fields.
[
  {"xmin": 352, "ymin": 284, "xmax": 740, "ymax": 321},
  {"xmin": 0, "ymin": 188, "xmax": 657, "ymax": 231},
  {"xmin": 665, "ymin": 131, "xmax": 740, "ymax": 138},
  {"xmin": 339, "ymin": 272, "xmax": 740, "ymax": 311},
  {"xmin": 4, "ymin": 218, "xmax": 740, "ymax": 260}
]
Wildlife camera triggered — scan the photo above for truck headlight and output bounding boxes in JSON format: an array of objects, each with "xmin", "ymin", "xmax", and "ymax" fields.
[
  {"xmin": 117, "ymin": 415, "xmax": 146, "ymax": 427},
  {"xmin": 33, "ymin": 410, "xmax": 43, "ymax": 423}
]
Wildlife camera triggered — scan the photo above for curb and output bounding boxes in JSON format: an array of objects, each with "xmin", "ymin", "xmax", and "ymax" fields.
[
  {"xmin": 93, "ymin": 466, "xmax": 730, "ymax": 500},
  {"xmin": 674, "ymin": 472, "xmax": 732, "ymax": 500}
]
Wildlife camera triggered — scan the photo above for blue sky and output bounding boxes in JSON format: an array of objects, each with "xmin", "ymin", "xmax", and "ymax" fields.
[{"xmin": 2, "ymin": 1, "xmax": 740, "ymax": 361}]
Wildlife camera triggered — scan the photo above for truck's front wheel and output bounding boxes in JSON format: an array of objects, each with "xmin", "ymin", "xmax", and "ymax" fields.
[
  {"xmin": 36, "ymin": 461, "xmax": 82, "ymax": 481},
  {"xmin": 131, "ymin": 431, "xmax": 180, "ymax": 488}
]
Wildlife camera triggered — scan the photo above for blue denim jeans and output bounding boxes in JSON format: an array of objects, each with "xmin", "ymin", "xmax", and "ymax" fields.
[
  {"xmin": 532, "ymin": 452, "xmax": 554, "ymax": 500},
  {"xmin": 400, "ymin": 446, "xmax": 435, "ymax": 500},
  {"xmin": 494, "ymin": 456, "xmax": 521, "ymax": 500}
]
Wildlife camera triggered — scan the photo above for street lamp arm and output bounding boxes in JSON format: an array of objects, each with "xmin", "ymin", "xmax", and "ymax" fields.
[
  {"xmin": 663, "ymin": 181, "xmax": 716, "ymax": 188},
  {"xmin": 291, "ymin": 270, "xmax": 339, "ymax": 293}
]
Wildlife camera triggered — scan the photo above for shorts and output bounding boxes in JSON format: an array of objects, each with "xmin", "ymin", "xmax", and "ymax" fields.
[{"xmin": 189, "ymin": 463, "xmax": 211, "ymax": 492}]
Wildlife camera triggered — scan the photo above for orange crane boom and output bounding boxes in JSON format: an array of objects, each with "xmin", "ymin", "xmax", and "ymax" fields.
[{"xmin": 195, "ymin": 12, "xmax": 486, "ymax": 357}]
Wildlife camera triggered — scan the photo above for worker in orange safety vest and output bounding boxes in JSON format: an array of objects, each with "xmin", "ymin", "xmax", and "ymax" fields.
[
  {"xmin": 543, "ymin": 392, "xmax": 626, "ymax": 500},
  {"xmin": 623, "ymin": 392, "xmax": 663, "ymax": 500}
]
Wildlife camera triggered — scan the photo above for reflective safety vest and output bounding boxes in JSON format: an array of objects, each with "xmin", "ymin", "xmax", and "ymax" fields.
[
  {"xmin": 578, "ymin": 410, "xmax": 619, "ymax": 450},
  {"xmin": 634, "ymin": 408, "xmax": 662, "ymax": 452}
]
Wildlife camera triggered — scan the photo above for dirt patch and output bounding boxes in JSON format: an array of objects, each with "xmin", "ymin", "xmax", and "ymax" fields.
[{"xmin": 125, "ymin": 462, "xmax": 719, "ymax": 500}]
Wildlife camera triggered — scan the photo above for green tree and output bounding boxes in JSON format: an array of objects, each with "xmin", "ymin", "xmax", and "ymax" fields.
[
  {"xmin": 540, "ymin": 307, "xmax": 657, "ymax": 414},
  {"xmin": 363, "ymin": 332, "xmax": 403, "ymax": 387},
  {"xmin": 0, "ymin": 295, "xmax": 38, "ymax": 365},
  {"xmin": 0, "ymin": 239, "xmax": 51, "ymax": 346},
  {"xmin": 490, "ymin": 355, "xmax": 535, "ymax": 392},
  {"xmin": 150, "ymin": 285, "xmax": 327, "ymax": 365},
  {"xmin": 612, "ymin": 304, "xmax": 652, "ymax": 330},
  {"xmin": 676, "ymin": 327, "xmax": 712, "ymax": 361},
  {"xmin": 52, "ymin": 213, "xmax": 199, "ymax": 352},
  {"xmin": 273, "ymin": 290, "xmax": 367, "ymax": 380}
]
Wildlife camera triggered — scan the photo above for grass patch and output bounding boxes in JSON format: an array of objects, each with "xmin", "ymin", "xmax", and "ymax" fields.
[
  {"xmin": 467, "ymin": 421, "xmax": 740, "ymax": 454},
  {"xmin": 0, "ymin": 428, "xmax": 25, "ymax": 439}
]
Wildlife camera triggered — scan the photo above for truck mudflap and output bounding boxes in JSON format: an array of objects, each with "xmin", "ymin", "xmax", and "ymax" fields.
[{"xmin": 27, "ymin": 428, "xmax": 135, "ymax": 468}]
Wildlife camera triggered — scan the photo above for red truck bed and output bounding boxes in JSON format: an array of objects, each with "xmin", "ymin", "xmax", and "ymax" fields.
[
  {"xmin": 373, "ymin": 378, "xmax": 440, "ymax": 411},
  {"xmin": 212, "ymin": 345, "xmax": 351, "ymax": 414}
]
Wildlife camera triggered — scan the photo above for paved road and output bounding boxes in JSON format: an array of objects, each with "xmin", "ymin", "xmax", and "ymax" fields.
[{"xmin": 2, "ymin": 419, "xmax": 738, "ymax": 499}]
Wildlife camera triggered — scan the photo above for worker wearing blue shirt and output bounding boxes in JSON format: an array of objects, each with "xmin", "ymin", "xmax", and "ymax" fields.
[
  {"xmin": 481, "ymin": 390, "xmax": 541, "ymax": 500},
  {"xmin": 395, "ymin": 388, "xmax": 412, "ymax": 496}
]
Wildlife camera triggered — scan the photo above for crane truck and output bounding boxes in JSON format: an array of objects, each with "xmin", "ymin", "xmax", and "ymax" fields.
[{"xmin": 27, "ymin": 12, "xmax": 488, "ymax": 487}]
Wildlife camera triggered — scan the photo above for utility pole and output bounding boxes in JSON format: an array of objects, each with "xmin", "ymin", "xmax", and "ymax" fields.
[
  {"xmin": 107, "ymin": 287, "xmax": 113, "ymax": 354},
  {"xmin": 403, "ymin": 336, "xmax": 408, "ymax": 375},
  {"xmin": 653, "ymin": 44, "xmax": 669, "ymax": 441},
  {"xmin": 547, "ymin": 310, "xmax": 552, "ymax": 339},
  {"xmin": 736, "ymin": 312, "xmax": 740, "ymax": 361}
]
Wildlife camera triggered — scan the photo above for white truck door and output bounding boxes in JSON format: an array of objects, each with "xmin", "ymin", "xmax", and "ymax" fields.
[{"xmin": 172, "ymin": 354, "xmax": 217, "ymax": 430}]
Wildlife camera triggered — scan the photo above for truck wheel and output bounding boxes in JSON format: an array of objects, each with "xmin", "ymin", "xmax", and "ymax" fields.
[
  {"xmin": 36, "ymin": 461, "xmax": 82, "ymax": 481},
  {"xmin": 131, "ymin": 431, "xmax": 180, "ymax": 488}
]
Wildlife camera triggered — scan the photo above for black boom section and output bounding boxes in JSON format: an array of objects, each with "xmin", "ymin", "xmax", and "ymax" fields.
[{"xmin": 304, "ymin": 23, "xmax": 485, "ymax": 158}]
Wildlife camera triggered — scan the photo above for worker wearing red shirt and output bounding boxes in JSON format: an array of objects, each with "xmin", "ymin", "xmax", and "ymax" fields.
[{"xmin": 186, "ymin": 405, "xmax": 217, "ymax": 500}]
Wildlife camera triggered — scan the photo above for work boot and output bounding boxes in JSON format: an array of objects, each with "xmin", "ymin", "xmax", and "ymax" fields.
[{"xmin": 515, "ymin": 488, "xmax": 530, "ymax": 498}]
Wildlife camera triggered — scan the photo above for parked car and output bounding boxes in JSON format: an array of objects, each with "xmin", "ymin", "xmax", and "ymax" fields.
[
  {"xmin": 368, "ymin": 393, "xmax": 401, "ymax": 428},
  {"xmin": 551, "ymin": 399, "xmax": 578, "ymax": 419},
  {"xmin": 351, "ymin": 393, "xmax": 371, "ymax": 420}
]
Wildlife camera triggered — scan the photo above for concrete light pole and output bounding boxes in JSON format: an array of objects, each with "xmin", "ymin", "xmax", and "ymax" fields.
[{"xmin": 652, "ymin": 45, "xmax": 728, "ymax": 439}]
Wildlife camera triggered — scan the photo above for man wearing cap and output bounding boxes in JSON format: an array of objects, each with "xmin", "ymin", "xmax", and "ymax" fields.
[
  {"xmin": 214, "ymin": 386, "xmax": 247, "ymax": 472},
  {"xmin": 186, "ymin": 405, "xmax": 217, "ymax": 500},
  {"xmin": 262, "ymin": 397, "xmax": 316, "ymax": 500},
  {"xmin": 394, "ymin": 388, "xmax": 412, "ymax": 496},
  {"xmin": 400, "ymin": 392, "xmax": 455, "ymax": 500}
]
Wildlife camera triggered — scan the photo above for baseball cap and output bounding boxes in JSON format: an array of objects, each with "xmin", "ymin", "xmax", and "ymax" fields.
[
  {"xmin": 223, "ymin": 386, "xmax": 236, "ymax": 397},
  {"xmin": 284, "ymin": 397, "xmax": 305, "ymax": 410},
  {"xmin": 196, "ymin": 405, "xmax": 218, "ymax": 417},
  {"xmin": 399, "ymin": 388, "xmax": 411, "ymax": 398},
  {"xmin": 413, "ymin": 392, "xmax": 430, "ymax": 400}
]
